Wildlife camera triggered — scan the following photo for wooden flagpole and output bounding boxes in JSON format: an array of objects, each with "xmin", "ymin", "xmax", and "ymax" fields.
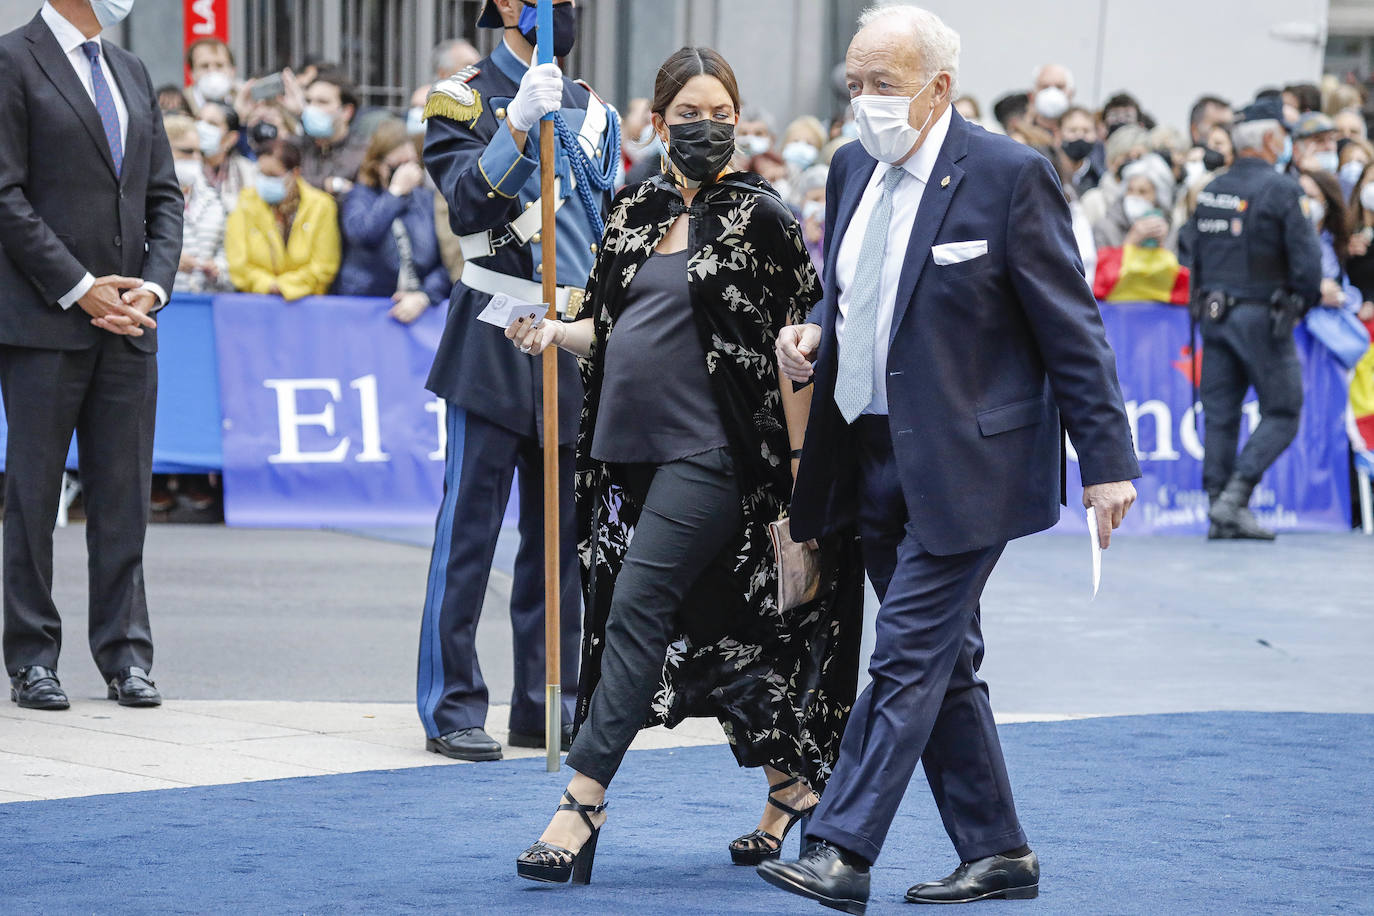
[{"xmin": 536, "ymin": 0, "xmax": 561, "ymax": 773}]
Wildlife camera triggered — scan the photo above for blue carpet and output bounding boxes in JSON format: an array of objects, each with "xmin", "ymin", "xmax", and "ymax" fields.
[{"xmin": 2, "ymin": 713, "xmax": 1370, "ymax": 914}]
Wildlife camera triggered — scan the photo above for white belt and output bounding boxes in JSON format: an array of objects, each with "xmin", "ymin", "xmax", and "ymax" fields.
[{"xmin": 461, "ymin": 261, "xmax": 585, "ymax": 319}]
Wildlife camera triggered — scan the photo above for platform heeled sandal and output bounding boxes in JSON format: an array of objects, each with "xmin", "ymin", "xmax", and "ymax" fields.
[
  {"xmin": 516, "ymin": 790, "xmax": 608, "ymax": 885},
  {"xmin": 729, "ymin": 776, "xmax": 817, "ymax": 866}
]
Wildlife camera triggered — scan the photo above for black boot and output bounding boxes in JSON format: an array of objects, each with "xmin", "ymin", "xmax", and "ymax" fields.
[{"xmin": 1207, "ymin": 477, "xmax": 1276, "ymax": 540}]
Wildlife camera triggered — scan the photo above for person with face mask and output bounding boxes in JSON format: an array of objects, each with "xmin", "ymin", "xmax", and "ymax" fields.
[
  {"xmin": 164, "ymin": 115, "xmax": 229, "ymax": 294},
  {"xmin": 506, "ymin": 45, "xmax": 863, "ymax": 888},
  {"xmin": 1344, "ymin": 165, "xmax": 1374, "ymax": 320},
  {"xmin": 0, "ymin": 0, "xmax": 185, "ymax": 711},
  {"xmin": 763, "ymin": 6, "xmax": 1141, "ymax": 911},
  {"xmin": 298, "ymin": 70, "xmax": 367, "ymax": 196},
  {"xmin": 1178, "ymin": 97, "xmax": 1322, "ymax": 541},
  {"xmin": 1060, "ymin": 105, "xmax": 1103, "ymax": 193},
  {"xmin": 1293, "ymin": 112, "xmax": 1339, "ymax": 177},
  {"xmin": 183, "ymin": 37, "xmax": 237, "ymax": 116},
  {"xmin": 196, "ymin": 100, "xmax": 256, "ymax": 214},
  {"xmin": 414, "ymin": 0, "xmax": 620, "ymax": 766},
  {"xmin": 224, "ymin": 139, "xmax": 339, "ymax": 299}
]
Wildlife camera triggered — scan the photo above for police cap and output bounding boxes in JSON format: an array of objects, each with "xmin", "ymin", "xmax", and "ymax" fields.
[
  {"xmin": 477, "ymin": 1, "xmax": 504, "ymax": 28},
  {"xmin": 1236, "ymin": 97, "xmax": 1294, "ymax": 132}
]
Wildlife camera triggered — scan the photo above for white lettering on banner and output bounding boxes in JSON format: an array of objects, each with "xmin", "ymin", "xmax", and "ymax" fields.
[
  {"xmin": 1068, "ymin": 400, "xmax": 1259, "ymax": 465},
  {"xmin": 424, "ymin": 399, "xmax": 447, "ymax": 461},
  {"xmin": 265, "ymin": 378, "xmax": 351, "ymax": 464},
  {"xmin": 189, "ymin": 0, "xmax": 217, "ymax": 35},
  {"xmin": 349, "ymin": 375, "xmax": 391, "ymax": 463}
]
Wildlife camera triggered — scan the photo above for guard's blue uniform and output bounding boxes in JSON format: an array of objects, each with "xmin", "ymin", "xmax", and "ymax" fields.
[{"xmin": 417, "ymin": 40, "xmax": 617, "ymax": 742}]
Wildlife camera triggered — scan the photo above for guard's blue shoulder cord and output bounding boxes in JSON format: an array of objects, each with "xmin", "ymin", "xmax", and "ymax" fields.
[{"xmin": 551, "ymin": 106, "xmax": 621, "ymax": 239}]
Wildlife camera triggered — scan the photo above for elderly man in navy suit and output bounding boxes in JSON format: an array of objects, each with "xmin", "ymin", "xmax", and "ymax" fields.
[{"xmin": 757, "ymin": 5, "xmax": 1140, "ymax": 912}]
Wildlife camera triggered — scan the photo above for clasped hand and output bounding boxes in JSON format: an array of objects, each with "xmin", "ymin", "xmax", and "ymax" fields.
[
  {"xmin": 776, "ymin": 323, "xmax": 822, "ymax": 383},
  {"xmin": 78, "ymin": 275, "xmax": 158, "ymax": 337}
]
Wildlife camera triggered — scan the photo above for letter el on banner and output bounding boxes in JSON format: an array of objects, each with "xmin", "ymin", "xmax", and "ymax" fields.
[
  {"xmin": 1056, "ymin": 302, "xmax": 1351, "ymax": 536},
  {"xmin": 213, "ymin": 295, "xmax": 448, "ymax": 527}
]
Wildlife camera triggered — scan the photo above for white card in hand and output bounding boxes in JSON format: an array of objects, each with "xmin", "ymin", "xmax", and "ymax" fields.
[
  {"xmin": 476, "ymin": 292, "xmax": 545, "ymax": 329},
  {"xmin": 1086, "ymin": 510, "xmax": 1102, "ymax": 599}
]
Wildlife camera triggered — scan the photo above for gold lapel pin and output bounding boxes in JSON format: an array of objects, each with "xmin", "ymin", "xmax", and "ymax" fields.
[{"xmin": 940, "ymin": 175, "xmax": 951, "ymax": 188}]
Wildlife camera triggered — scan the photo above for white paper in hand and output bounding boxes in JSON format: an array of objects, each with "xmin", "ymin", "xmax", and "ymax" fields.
[
  {"xmin": 1086, "ymin": 509, "xmax": 1102, "ymax": 599},
  {"xmin": 477, "ymin": 292, "xmax": 545, "ymax": 329}
]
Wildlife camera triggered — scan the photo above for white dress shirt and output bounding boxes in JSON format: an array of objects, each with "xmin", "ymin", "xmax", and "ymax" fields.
[
  {"xmin": 40, "ymin": 3, "xmax": 166, "ymax": 310},
  {"xmin": 835, "ymin": 104, "xmax": 954, "ymax": 415}
]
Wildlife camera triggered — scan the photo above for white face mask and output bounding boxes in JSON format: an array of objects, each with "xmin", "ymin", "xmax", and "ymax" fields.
[
  {"xmin": 738, "ymin": 135, "xmax": 772, "ymax": 157},
  {"xmin": 1312, "ymin": 150, "xmax": 1339, "ymax": 175},
  {"xmin": 1340, "ymin": 160, "xmax": 1367, "ymax": 189},
  {"xmin": 90, "ymin": 0, "xmax": 135, "ymax": 28},
  {"xmin": 1306, "ymin": 197, "xmax": 1326, "ymax": 228},
  {"xmin": 197, "ymin": 72, "xmax": 233, "ymax": 103},
  {"xmin": 174, "ymin": 159, "xmax": 203, "ymax": 189},
  {"xmin": 1122, "ymin": 194, "xmax": 1153, "ymax": 224},
  {"xmin": 1361, "ymin": 182, "xmax": 1374, "ymax": 213},
  {"xmin": 1184, "ymin": 160, "xmax": 1206, "ymax": 182},
  {"xmin": 1035, "ymin": 87, "xmax": 1070, "ymax": 121},
  {"xmin": 782, "ymin": 140, "xmax": 819, "ymax": 171},
  {"xmin": 850, "ymin": 71, "xmax": 940, "ymax": 164},
  {"xmin": 802, "ymin": 199, "xmax": 825, "ymax": 223},
  {"xmin": 195, "ymin": 121, "xmax": 225, "ymax": 156}
]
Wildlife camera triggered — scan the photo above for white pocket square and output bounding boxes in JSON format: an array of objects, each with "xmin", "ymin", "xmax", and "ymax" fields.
[{"xmin": 932, "ymin": 240, "xmax": 989, "ymax": 266}]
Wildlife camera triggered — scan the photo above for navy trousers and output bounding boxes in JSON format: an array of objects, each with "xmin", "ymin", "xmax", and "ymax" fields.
[
  {"xmin": 807, "ymin": 417, "xmax": 1026, "ymax": 864},
  {"xmin": 416, "ymin": 407, "xmax": 579, "ymax": 739}
]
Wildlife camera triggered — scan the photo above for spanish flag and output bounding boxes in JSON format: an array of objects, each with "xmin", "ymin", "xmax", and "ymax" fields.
[
  {"xmin": 1093, "ymin": 244, "xmax": 1191, "ymax": 306},
  {"xmin": 1350, "ymin": 318, "xmax": 1374, "ymax": 455}
]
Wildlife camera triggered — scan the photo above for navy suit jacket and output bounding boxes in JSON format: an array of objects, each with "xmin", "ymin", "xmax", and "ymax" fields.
[{"xmin": 791, "ymin": 111, "xmax": 1141, "ymax": 555}]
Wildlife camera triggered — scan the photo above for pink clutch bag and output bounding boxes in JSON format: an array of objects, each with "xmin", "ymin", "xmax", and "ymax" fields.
[{"xmin": 768, "ymin": 518, "xmax": 826, "ymax": 613}]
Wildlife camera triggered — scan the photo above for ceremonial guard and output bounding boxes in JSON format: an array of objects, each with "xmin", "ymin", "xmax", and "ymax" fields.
[{"xmin": 415, "ymin": 0, "xmax": 619, "ymax": 760}]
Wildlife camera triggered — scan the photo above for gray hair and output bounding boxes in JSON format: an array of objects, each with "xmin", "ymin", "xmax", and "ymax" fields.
[
  {"xmin": 858, "ymin": 3, "xmax": 961, "ymax": 96},
  {"xmin": 739, "ymin": 105, "xmax": 777, "ymax": 135},
  {"xmin": 1031, "ymin": 63, "xmax": 1075, "ymax": 94},
  {"xmin": 431, "ymin": 39, "xmax": 477, "ymax": 77},
  {"xmin": 1233, "ymin": 119, "xmax": 1280, "ymax": 153},
  {"xmin": 794, "ymin": 164, "xmax": 830, "ymax": 199}
]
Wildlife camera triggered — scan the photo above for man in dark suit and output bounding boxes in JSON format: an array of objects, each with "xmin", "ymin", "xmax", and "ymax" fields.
[
  {"xmin": 758, "ymin": 6, "xmax": 1140, "ymax": 912},
  {"xmin": 0, "ymin": 0, "xmax": 182, "ymax": 710}
]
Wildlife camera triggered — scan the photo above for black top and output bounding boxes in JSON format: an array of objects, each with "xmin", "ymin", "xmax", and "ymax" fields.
[{"xmin": 591, "ymin": 249, "xmax": 728, "ymax": 464}]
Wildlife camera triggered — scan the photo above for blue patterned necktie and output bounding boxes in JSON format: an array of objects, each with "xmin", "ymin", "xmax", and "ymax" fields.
[
  {"xmin": 80, "ymin": 41, "xmax": 123, "ymax": 177},
  {"xmin": 835, "ymin": 167, "xmax": 906, "ymax": 423}
]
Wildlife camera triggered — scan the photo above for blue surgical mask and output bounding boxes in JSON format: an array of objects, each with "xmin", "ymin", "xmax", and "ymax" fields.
[
  {"xmin": 301, "ymin": 106, "xmax": 336, "ymax": 139},
  {"xmin": 406, "ymin": 106, "xmax": 426, "ymax": 137},
  {"xmin": 1340, "ymin": 160, "xmax": 1367, "ymax": 191},
  {"xmin": 782, "ymin": 140, "xmax": 819, "ymax": 171},
  {"xmin": 1276, "ymin": 135, "xmax": 1293, "ymax": 172},
  {"xmin": 90, "ymin": 0, "xmax": 135, "ymax": 28},
  {"xmin": 841, "ymin": 120, "xmax": 859, "ymax": 140},
  {"xmin": 256, "ymin": 174, "xmax": 289, "ymax": 205}
]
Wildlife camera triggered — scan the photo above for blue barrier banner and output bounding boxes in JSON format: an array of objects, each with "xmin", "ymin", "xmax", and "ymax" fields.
[
  {"xmin": 0, "ymin": 293, "xmax": 223, "ymax": 474},
  {"xmin": 1057, "ymin": 302, "xmax": 1351, "ymax": 535},
  {"xmin": 213, "ymin": 295, "xmax": 448, "ymax": 527}
]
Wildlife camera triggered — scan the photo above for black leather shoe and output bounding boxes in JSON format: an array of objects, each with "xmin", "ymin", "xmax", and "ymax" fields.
[
  {"xmin": 757, "ymin": 841, "xmax": 870, "ymax": 915},
  {"xmin": 106, "ymin": 667, "xmax": 162, "ymax": 707},
  {"xmin": 10, "ymin": 666, "xmax": 69, "ymax": 710},
  {"xmin": 426, "ymin": 727, "xmax": 502, "ymax": 761},
  {"xmin": 507, "ymin": 724, "xmax": 574, "ymax": 751},
  {"xmin": 906, "ymin": 850, "xmax": 1039, "ymax": 904}
]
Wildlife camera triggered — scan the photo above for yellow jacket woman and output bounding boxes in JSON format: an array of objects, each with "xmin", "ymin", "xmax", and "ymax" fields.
[{"xmin": 226, "ymin": 139, "xmax": 340, "ymax": 300}]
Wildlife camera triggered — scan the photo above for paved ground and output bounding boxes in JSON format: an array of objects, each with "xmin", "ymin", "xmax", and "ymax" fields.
[{"xmin": 1, "ymin": 522, "xmax": 1370, "ymax": 802}]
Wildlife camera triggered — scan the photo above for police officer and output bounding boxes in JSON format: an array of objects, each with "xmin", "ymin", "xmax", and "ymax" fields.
[
  {"xmin": 416, "ymin": 0, "xmax": 619, "ymax": 760},
  {"xmin": 1180, "ymin": 97, "xmax": 1321, "ymax": 540}
]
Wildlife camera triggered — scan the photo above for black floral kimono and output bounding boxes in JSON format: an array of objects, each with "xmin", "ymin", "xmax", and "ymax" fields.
[{"xmin": 573, "ymin": 173, "xmax": 864, "ymax": 790}]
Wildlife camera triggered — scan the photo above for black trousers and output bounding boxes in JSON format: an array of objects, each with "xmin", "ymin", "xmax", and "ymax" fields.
[
  {"xmin": 565, "ymin": 447, "xmax": 741, "ymax": 786},
  {"xmin": 416, "ymin": 407, "xmax": 580, "ymax": 739},
  {"xmin": 0, "ymin": 337, "xmax": 157, "ymax": 679},
  {"xmin": 1200, "ymin": 307, "xmax": 1303, "ymax": 496},
  {"xmin": 807, "ymin": 417, "xmax": 1024, "ymax": 865}
]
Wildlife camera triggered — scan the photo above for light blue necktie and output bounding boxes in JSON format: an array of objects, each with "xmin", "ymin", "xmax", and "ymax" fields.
[
  {"xmin": 81, "ymin": 41, "xmax": 123, "ymax": 177},
  {"xmin": 835, "ymin": 167, "xmax": 906, "ymax": 422}
]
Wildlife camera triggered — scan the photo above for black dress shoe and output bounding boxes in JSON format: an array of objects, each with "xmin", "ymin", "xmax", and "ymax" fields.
[
  {"xmin": 107, "ymin": 667, "xmax": 162, "ymax": 707},
  {"xmin": 10, "ymin": 666, "xmax": 69, "ymax": 710},
  {"xmin": 906, "ymin": 850, "xmax": 1039, "ymax": 904},
  {"xmin": 507, "ymin": 724, "xmax": 574, "ymax": 751},
  {"xmin": 757, "ymin": 841, "xmax": 870, "ymax": 915},
  {"xmin": 426, "ymin": 727, "xmax": 502, "ymax": 761}
]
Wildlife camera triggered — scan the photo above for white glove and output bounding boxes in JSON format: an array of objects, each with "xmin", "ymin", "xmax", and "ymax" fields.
[{"xmin": 506, "ymin": 63, "xmax": 564, "ymax": 133}]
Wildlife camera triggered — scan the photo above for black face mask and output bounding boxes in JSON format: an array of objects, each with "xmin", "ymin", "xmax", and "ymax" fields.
[
  {"xmin": 1062, "ymin": 138, "xmax": 1093, "ymax": 162},
  {"xmin": 1201, "ymin": 147, "xmax": 1226, "ymax": 171},
  {"xmin": 510, "ymin": 1, "xmax": 578, "ymax": 58},
  {"xmin": 666, "ymin": 120, "xmax": 736, "ymax": 186}
]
